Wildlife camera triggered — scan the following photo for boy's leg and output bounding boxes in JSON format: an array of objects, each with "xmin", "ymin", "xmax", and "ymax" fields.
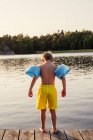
[
  {"xmin": 40, "ymin": 109, "xmax": 46, "ymax": 132},
  {"xmin": 50, "ymin": 109, "xmax": 57, "ymax": 132}
]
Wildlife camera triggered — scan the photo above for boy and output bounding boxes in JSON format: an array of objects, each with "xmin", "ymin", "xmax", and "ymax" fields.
[{"xmin": 28, "ymin": 52, "xmax": 66, "ymax": 133}]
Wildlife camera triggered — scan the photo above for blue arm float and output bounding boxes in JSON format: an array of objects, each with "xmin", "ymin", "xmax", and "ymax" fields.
[
  {"xmin": 54, "ymin": 64, "xmax": 70, "ymax": 79},
  {"xmin": 25, "ymin": 65, "xmax": 40, "ymax": 77}
]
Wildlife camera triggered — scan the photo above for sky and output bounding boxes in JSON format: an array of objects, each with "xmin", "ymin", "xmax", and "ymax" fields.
[{"xmin": 0, "ymin": 0, "xmax": 93, "ymax": 37}]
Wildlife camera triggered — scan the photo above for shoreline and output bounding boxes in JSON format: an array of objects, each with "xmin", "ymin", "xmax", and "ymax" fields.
[
  {"xmin": 0, "ymin": 52, "xmax": 93, "ymax": 59},
  {"xmin": 36, "ymin": 49, "xmax": 93, "ymax": 54},
  {"xmin": 0, "ymin": 49, "xmax": 93, "ymax": 55}
]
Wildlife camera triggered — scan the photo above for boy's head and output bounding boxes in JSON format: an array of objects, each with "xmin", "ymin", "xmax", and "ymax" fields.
[{"xmin": 41, "ymin": 52, "xmax": 53, "ymax": 62}]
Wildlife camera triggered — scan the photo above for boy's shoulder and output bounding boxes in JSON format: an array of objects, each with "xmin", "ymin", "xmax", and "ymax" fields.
[
  {"xmin": 38, "ymin": 64, "xmax": 44, "ymax": 67},
  {"xmin": 52, "ymin": 64, "xmax": 57, "ymax": 70}
]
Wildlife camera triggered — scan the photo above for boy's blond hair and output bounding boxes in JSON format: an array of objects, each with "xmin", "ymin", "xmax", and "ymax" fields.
[{"xmin": 41, "ymin": 52, "xmax": 53, "ymax": 61}]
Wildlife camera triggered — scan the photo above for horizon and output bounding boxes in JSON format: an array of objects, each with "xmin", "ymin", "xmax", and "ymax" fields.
[
  {"xmin": 0, "ymin": 29, "xmax": 93, "ymax": 38},
  {"xmin": 0, "ymin": 0, "xmax": 93, "ymax": 37}
]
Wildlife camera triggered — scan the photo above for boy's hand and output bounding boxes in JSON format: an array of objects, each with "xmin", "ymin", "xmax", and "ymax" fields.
[
  {"xmin": 61, "ymin": 89, "xmax": 66, "ymax": 97},
  {"xmin": 28, "ymin": 90, "xmax": 33, "ymax": 97}
]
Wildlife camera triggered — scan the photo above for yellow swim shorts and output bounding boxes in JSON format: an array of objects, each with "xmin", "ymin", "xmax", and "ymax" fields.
[{"xmin": 36, "ymin": 85, "xmax": 57, "ymax": 109}]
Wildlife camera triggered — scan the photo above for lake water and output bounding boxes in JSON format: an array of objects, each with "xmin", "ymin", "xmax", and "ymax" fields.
[{"xmin": 0, "ymin": 53, "xmax": 93, "ymax": 129}]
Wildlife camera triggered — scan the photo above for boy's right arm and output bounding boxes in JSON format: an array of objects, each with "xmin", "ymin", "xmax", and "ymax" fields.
[
  {"xmin": 28, "ymin": 77, "xmax": 38, "ymax": 97},
  {"xmin": 61, "ymin": 76, "xmax": 66, "ymax": 97}
]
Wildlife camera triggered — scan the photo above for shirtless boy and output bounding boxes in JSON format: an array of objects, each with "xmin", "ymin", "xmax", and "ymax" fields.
[{"xmin": 28, "ymin": 52, "xmax": 66, "ymax": 133}]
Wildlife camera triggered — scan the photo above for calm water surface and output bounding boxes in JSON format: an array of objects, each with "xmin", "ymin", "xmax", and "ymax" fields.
[{"xmin": 0, "ymin": 53, "xmax": 93, "ymax": 129}]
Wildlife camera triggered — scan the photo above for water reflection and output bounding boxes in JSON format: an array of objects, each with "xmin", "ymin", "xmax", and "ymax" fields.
[
  {"xmin": 0, "ymin": 54, "xmax": 93, "ymax": 129},
  {"xmin": 0, "ymin": 55, "xmax": 93, "ymax": 72}
]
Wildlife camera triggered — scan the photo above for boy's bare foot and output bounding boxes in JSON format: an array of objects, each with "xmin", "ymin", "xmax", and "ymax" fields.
[
  {"xmin": 39, "ymin": 128, "xmax": 46, "ymax": 133},
  {"xmin": 52, "ymin": 127, "xmax": 59, "ymax": 134},
  {"xmin": 52, "ymin": 130, "xmax": 59, "ymax": 135}
]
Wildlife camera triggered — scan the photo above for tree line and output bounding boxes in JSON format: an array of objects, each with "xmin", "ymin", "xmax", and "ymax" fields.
[{"xmin": 0, "ymin": 30, "xmax": 93, "ymax": 54}]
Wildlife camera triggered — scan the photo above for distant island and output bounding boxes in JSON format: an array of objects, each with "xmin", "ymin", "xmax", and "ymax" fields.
[{"xmin": 0, "ymin": 30, "xmax": 93, "ymax": 55}]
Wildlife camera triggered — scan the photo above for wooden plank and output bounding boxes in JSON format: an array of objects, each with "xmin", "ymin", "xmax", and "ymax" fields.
[
  {"xmin": 3, "ymin": 129, "xmax": 19, "ymax": 140},
  {"xmin": 1, "ymin": 129, "xmax": 93, "ymax": 140},
  {"xmin": 64, "ymin": 129, "xmax": 83, "ymax": 140},
  {"xmin": 35, "ymin": 130, "xmax": 50, "ymax": 140},
  {"xmin": 79, "ymin": 129, "xmax": 93, "ymax": 140},
  {"xmin": 19, "ymin": 129, "xmax": 34, "ymax": 140},
  {"xmin": 50, "ymin": 130, "xmax": 67, "ymax": 140},
  {"xmin": 0, "ymin": 129, "xmax": 5, "ymax": 140}
]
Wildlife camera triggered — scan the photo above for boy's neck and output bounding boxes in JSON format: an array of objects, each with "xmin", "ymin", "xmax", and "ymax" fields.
[{"xmin": 43, "ymin": 60, "xmax": 52, "ymax": 64}]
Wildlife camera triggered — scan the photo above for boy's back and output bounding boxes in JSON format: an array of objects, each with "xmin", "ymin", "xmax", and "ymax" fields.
[{"xmin": 40, "ymin": 61, "xmax": 56, "ymax": 85}]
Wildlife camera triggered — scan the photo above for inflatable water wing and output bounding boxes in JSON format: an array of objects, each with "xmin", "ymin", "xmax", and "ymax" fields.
[
  {"xmin": 25, "ymin": 65, "xmax": 40, "ymax": 77},
  {"xmin": 54, "ymin": 64, "xmax": 70, "ymax": 79}
]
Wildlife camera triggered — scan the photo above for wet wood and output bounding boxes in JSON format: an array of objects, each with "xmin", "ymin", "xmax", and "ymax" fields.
[
  {"xmin": 50, "ymin": 130, "xmax": 67, "ymax": 140},
  {"xmin": 79, "ymin": 129, "xmax": 93, "ymax": 140}
]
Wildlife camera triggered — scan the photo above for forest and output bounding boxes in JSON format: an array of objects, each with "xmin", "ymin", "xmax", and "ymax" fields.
[{"xmin": 0, "ymin": 30, "xmax": 93, "ymax": 54}]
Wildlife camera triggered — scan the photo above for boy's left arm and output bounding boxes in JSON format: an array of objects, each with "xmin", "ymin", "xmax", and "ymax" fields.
[{"xmin": 28, "ymin": 76, "xmax": 38, "ymax": 97}]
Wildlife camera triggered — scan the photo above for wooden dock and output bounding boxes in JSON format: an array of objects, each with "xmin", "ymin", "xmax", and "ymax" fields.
[{"xmin": 0, "ymin": 129, "xmax": 93, "ymax": 140}]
